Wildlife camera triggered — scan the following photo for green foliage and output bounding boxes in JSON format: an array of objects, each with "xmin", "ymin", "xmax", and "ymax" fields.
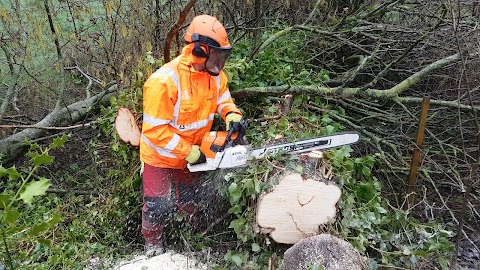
[
  {"xmin": 211, "ymin": 103, "xmax": 349, "ymax": 268},
  {"xmin": 0, "ymin": 52, "xmax": 153, "ymax": 269},
  {"xmin": 212, "ymin": 92, "xmax": 454, "ymax": 269},
  {"xmin": 327, "ymin": 149, "xmax": 454, "ymax": 268},
  {"xmin": 244, "ymin": 96, "xmax": 344, "ymax": 148},
  {"xmin": 211, "ymin": 163, "xmax": 272, "ymax": 269},
  {"xmin": 0, "ymin": 134, "xmax": 134, "ymax": 268},
  {"xmin": 307, "ymin": 262, "xmax": 325, "ymax": 270},
  {"xmin": 98, "ymin": 51, "xmax": 159, "ymax": 165},
  {"xmin": 225, "ymin": 30, "xmax": 322, "ymax": 90},
  {"xmin": 0, "ymin": 136, "xmax": 67, "ymax": 270}
]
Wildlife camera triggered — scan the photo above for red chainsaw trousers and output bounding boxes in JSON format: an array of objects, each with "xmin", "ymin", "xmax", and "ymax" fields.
[{"xmin": 141, "ymin": 163, "xmax": 204, "ymax": 245}]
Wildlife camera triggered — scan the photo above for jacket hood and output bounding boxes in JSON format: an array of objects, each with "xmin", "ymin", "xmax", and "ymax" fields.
[{"xmin": 178, "ymin": 44, "xmax": 206, "ymax": 72}]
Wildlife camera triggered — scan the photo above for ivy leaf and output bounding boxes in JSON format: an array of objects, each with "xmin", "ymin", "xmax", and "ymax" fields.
[
  {"xmin": 254, "ymin": 180, "xmax": 261, "ymax": 193},
  {"xmin": 0, "ymin": 194, "xmax": 11, "ymax": 209},
  {"xmin": 0, "ymin": 166, "xmax": 21, "ymax": 181},
  {"xmin": 251, "ymin": 243, "xmax": 261, "ymax": 252},
  {"xmin": 344, "ymin": 160, "xmax": 355, "ymax": 170},
  {"xmin": 278, "ymin": 118, "xmax": 289, "ymax": 130},
  {"xmin": 228, "ymin": 204, "xmax": 242, "ymax": 214},
  {"xmin": 5, "ymin": 209, "xmax": 19, "ymax": 224},
  {"xmin": 29, "ymin": 222, "xmax": 49, "ymax": 236},
  {"xmin": 229, "ymin": 218, "xmax": 246, "ymax": 238},
  {"xmin": 22, "ymin": 139, "xmax": 38, "ymax": 149},
  {"xmin": 438, "ymin": 257, "xmax": 449, "ymax": 269},
  {"xmin": 334, "ymin": 146, "xmax": 352, "ymax": 160},
  {"xmin": 356, "ymin": 183, "xmax": 376, "ymax": 202},
  {"xmin": 228, "ymin": 182, "xmax": 242, "ymax": 204},
  {"xmin": 361, "ymin": 166, "xmax": 371, "ymax": 176},
  {"xmin": 231, "ymin": 254, "xmax": 243, "ymax": 266},
  {"xmin": 48, "ymin": 214, "xmax": 62, "ymax": 226},
  {"xmin": 49, "ymin": 134, "xmax": 68, "ymax": 149},
  {"xmin": 19, "ymin": 178, "xmax": 51, "ymax": 205},
  {"xmin": 292, "ymin": 96, "xmax": 303, "ymax": 106},
  {"xmin": 32, "ymin": 152, "xmax": 54, "ymax": 166},
  {"xmin": 325, "ymin": 125, "xmax": 335, "ymax": 135},
  {"xmin": 321, "ymin": 114, "xmax": 332, "ymax": 125},
  {"xmin": 298, "ymin": 70, "xmax": 309, "ymax": 79},
  {"xmin": 376, "ymin": 205, "xmax": 388, "ymax": 214},
  {"xmin": 373, "ymin": 181, "xmax": 383, "ymax": 190},
  {"xmin": 37, "ymin": 239, "xmax": 51, "ymax": 246}
]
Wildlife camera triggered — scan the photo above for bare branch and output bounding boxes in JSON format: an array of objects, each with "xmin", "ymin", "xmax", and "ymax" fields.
[
  {"xmin": 0, "ymin": 122, "xmax": 92, "ymax": 130},
  {"xmin": 43, "ymin": 0, "xmax": 66, "ymax": 110},
  {"xmin": 163, "ymin": 0, "xmax": 197, "ymax": 63}
]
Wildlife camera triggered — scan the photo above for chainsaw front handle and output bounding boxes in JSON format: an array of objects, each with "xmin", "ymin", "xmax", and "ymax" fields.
[{"xmin": 221, "ymin": 118, "xmax": 248, "ymax": 151}]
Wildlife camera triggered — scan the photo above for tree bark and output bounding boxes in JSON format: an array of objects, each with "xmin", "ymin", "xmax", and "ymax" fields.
[{"xmin": 0, "ymin": 65, "xmax": 22, "ymax": 120}]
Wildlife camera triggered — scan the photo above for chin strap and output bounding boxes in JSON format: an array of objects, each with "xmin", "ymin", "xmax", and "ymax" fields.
[{"xmin": 206, "ymin": 69, "xmax": 219, "ymax": 76}]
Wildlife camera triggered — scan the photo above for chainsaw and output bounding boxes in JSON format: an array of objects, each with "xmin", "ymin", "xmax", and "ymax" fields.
[{"xmin": 187, "ymin": 120, "xmax": 360, "ymax": 172}]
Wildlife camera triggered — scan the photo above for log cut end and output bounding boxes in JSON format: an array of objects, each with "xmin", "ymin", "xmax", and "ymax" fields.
[
  {"xmin": 115, "ymin": 107, "xmax": 141, "ymax": 146},
  {"xmin": 256, "ymin": 173, "xmax": 341, "ymax": 244}
]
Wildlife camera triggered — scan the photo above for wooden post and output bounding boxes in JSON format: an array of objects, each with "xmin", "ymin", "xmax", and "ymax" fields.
[
  {"xmin": 281, "ymin": 94, "xmax": 294, "ymax": 115},
  {"xmin": 404, "ymin": 96, "xmax": 430, "ymax": 210}
]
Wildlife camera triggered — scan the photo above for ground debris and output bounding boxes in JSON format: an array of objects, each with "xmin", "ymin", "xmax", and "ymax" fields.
[{"xmin": 111, "ymin": 251, "xmax": 208, "ymax": 270}]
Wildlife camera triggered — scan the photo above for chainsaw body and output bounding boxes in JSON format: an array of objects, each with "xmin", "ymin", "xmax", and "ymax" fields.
[{"xmin": 187, "ymin": 131, "xmax": 249, "ymax": 172}]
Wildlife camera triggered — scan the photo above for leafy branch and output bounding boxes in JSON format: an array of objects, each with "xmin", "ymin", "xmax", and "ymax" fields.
[{"xmin": 0, "ymin": 135, "xmax": 68, "ymax": 270}]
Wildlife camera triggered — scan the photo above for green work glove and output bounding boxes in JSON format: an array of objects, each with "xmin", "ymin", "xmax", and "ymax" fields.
[
  {"xmin": 226, "ymin": 113, "xmax": 242, "ymax": 131},
  {"xmin": 185, "ymin": 145, "xmax": 206, "ymax": 165}
]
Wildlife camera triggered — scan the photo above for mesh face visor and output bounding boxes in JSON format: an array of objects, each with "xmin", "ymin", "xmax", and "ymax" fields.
[{"xmin": 205, "ymin": 47, "xmax": 232, "ymax": 76}]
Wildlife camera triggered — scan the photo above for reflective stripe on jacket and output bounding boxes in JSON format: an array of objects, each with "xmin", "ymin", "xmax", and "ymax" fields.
[{"xmin": 140, "ymin": 45, "xmax": 241, "ymax": 169}]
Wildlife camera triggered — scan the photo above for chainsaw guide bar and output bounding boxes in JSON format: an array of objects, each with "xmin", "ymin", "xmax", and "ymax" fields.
[{"xmin": 188, "ymin": 131, "xmax": 360, "ymax": 172}]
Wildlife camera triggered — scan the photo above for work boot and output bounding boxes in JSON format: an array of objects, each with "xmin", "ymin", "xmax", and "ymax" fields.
[{"xmin": 144, "ymin": 241, "xmax": 164, "ymax": 256}]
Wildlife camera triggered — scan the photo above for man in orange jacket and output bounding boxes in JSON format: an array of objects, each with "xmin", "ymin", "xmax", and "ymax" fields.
[{"xmin": 139, "ymin": 14, "xmax": 243, "ymax": 255}]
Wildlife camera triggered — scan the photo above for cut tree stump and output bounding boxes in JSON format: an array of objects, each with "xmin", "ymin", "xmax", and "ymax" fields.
[
  {"xmin": 281, "ymin": 234, "xmax": 367, "ymax": 270},
  {"xmin": 256, "ymin": 173, "xmax": 341, "ymax": 244}
]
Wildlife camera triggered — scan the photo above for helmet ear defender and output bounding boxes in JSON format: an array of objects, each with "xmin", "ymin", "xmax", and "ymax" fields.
[{"xmin": 191, "ymin": 33, "xmax": 209, "ymax": 58}]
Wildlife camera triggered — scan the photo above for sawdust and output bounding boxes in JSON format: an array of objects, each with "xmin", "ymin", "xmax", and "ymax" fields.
[{"xmin": 112, "ymin": 252, "xmax": 208, "ymax": 270}]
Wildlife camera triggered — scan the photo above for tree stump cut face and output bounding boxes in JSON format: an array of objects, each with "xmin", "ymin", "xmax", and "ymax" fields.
[{"xmin": 256, "ymin": 173, "xmax": 341, "ymax": 244}]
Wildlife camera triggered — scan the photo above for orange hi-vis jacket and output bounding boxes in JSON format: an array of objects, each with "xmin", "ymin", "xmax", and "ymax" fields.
[{"xmin": 140, "ymin": 45, "xmax": 241, "ymax": 169}]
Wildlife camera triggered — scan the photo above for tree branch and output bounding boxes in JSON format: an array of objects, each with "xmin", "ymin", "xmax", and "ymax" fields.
[
  {"xmin": 0, "ymin": 122, "xmax": 92, "ymax": 130},
  {"xmin": 163, "ymin": 0, "xmax": 197, "ymax": 63},
  {"xmin": 43, "ymin": 0, "xmax": 66, "ymax": 110},
  {"xmin": 235, "ymin": 51, "xmax": 479, "ymax": 100}
]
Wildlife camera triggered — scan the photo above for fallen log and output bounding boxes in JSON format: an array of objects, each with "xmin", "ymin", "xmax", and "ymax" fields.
[{"xmin": 0, "ymin": 85, "xmax": 117, "ymax": 161}]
